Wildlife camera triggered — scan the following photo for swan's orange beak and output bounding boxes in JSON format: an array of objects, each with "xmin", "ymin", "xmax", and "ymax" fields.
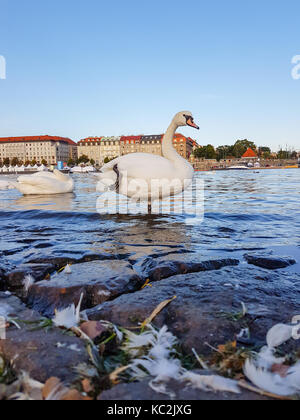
[{"xmin": 187, "ymin": 117, "xmax": 200, "ymax": 130}]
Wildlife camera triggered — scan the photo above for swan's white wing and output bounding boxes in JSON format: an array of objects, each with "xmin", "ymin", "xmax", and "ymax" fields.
[{"xmin": 101, "ymin": 154, "xmax": 176, "ymax": 180}]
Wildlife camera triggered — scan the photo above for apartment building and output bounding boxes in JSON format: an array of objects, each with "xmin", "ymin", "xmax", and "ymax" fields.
[
  {"xmin": 120, "ymin": 135, "xmax": 142, "ymax": 156},
  {"xmin": 77, "ymin": 137, "xmax": 121, "ymax": 165},
  {"xmin": 122, "ymin": 133, "xmax": 198, "ymax": 159},
  {"xmin": 139, "ymin": 135, "xmax": 163, "ymax": 155},
  {"xmin": 77, "ymin": 133, "xmax": 200, "ymax": 165},
  {"xmin": 0, "ymin": 136, "xmax": 77, "ymax": 165}
]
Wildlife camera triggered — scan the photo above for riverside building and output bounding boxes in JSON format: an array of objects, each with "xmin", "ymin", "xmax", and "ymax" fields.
[
  {"xmin": 78, "ymin": 134, "xmax": 200, "ymax": 164},
  {"xmin": 77, "ymin": 136, "xmax": 121, "ymax": 165},
  {"xmin": 0, "ymin": 136, "xmax": 77, "ymax": 165}
]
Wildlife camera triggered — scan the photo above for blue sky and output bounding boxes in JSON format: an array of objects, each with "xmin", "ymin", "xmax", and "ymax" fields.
[{"xmin": 0, "ymin": 0, "xmax": 299, "ymax": 150}]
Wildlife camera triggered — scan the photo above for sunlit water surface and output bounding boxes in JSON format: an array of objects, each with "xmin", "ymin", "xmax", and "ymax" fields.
[{"xmin": 0, "ymin": 169, "xmax": 299, "ymax": 274}]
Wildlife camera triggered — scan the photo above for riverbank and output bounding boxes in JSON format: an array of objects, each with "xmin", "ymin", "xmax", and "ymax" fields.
[{"xmin": 192, "ymin": 158, "xmax": 299, "ymax": 171}]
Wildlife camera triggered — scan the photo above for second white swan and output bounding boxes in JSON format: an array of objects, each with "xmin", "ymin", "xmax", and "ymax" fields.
[{"xmin": 15, "ymin": 170, "xmax": 74, "ymax": 195}]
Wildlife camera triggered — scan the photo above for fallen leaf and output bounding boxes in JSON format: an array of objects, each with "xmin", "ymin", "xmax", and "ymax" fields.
[
  {"xmin": 42, "ymin": 377, "xmax": 61, "ymax": 400},
  {"xmin": 140, "ymin": 296, "xmax": 177, "ymax": 329},
  {"xmin": 80, "ymin": 321, "xmax": 107, "ymax": 340}
]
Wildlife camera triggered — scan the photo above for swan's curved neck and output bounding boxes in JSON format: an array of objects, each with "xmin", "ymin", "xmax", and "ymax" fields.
[{"xmin": 162, "ymin": 121, "xmax": 181, "ymax": 162}]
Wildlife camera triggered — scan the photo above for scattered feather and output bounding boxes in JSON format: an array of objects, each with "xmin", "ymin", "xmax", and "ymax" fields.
[
  {"xmin": 97, "ymin": 290, "xmax": 111, "ymax": 297},
  {"xmin": 266, "ymin": 324, "xmax": 293, "ymax": 348},
  {"xmin": 52, "ymin": 293, "xmax": 83, "ymax": 329},
  {"xmin": 64, "ymin": 264, "xmax": 72, "ymax": 274},
  {"xmin": 183, "ymin": 371, "xmax": 241, "ymax": 394},
  {"xmin": 244, "ymin": 359, "xmax": 295, "ymax": 397},
  {"xmin": 23, "ymin": 275, "xmax": 35, "ymax": 293},
  {"xmin": 256, "ymin": 346, "xmax": 285, "ymax": 370}
]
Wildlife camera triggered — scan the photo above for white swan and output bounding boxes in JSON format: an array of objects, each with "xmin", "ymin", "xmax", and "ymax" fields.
[
  {"xmin": 97, "ymin": 111, "xmax": 199, "ymax": 208},
  {"xmin": 14, "ymin": 169, "xmax": 74, "ymax": 195}
]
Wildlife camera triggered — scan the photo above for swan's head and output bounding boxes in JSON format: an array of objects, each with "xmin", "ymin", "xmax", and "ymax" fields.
[{"xmin": 173, "ymin": 111, "xmax": 200, "ymax": 130}]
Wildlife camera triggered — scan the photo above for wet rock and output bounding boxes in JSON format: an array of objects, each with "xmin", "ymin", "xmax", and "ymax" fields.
[
  {"xmin": 134, "ymin": 254, "xmax": 240, "ymax": 281},
  {"xmin": 244, "ymin": 254, "xmax": 296, "ymax": 270},
  {"xmin": 87, "ymin": 266, "xmax": 300, "ymax": 355},
  {"xmin": 4, "ymin": 263, "xmax": 55, "ymax": 292},
  {"xmin": 0, "ymin": 295, "xmax": 90, "ymax": 384},
  {"xmin": 27, "ymin": 260, "xmax": 143, "ymax": 317},
  {"xmin": 0, "ymin": 268, "xmax": 5, "ymax": 289},
  {"xmin": 99, "ymin": 376, "xmax": 270, "ymax": 400},
  {"xmin": 25, "ymin": 251, "xmax": 122, "ymax": 270}
]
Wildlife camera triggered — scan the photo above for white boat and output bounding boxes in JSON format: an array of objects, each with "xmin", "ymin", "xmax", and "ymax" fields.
[{"xmin": 227, "ymin": 165, "xmax": 249, "ymax": 171}]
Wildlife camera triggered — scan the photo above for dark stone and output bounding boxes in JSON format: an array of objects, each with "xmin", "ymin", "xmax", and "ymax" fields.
[
  {"xmin": 27, "ymin": 260, "xmax": 143, "ymax": 318},
  {"xmin": 87, "ymin": 266, "xmax": 300, "ymax": 356},
  {"xmin": 4, "ymin": 263, "xmax": 55, "ymax": 292},
  {"xmin": 135, "ymin": 254, "xmax": 240, "ymax": 281},
  {"xmin": 99, "ymin": 377, "xmax": 271, "ymax": 401},
  {"xmin": 0, "ymin": 268, "xmax": 5, "ymax": 290},
  {"xmin": 244, "ymin": 254, "xmax": 296, "ymax": 270},
  {"xmin": 0, "ymin": 295, "xmax": 90, "ymax": 384}
]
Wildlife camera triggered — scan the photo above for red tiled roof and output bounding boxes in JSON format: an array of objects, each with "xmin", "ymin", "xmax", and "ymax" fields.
[
  {"xmin": 242, "ymin": 148, "xmax": 258, "ymax": 158},
  {"xmin": 0, "ymin": 135, "xmax": 77, "ymax": 146},
  {"xmin": 120, "ymin": 135, "xmax": 142, "ymax": 143}
]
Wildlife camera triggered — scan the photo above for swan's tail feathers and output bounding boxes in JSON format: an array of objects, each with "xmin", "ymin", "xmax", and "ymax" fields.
[{"xmin": 96, "ymin": 169, "xmax": 118, "ymax": 193}]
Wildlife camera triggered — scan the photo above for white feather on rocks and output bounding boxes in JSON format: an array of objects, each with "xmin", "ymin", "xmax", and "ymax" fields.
[
  {"xmin": 266, "ymin": 324, "xmax": 293, "ymax": 348},
  {"xmin": 52, "ymin": 293, "xmax": 83, "ymax": 329},
  {"xmin": 64, "ymin": 264, "xmax": 72, "ymax": 275},
  {"xmin": 126, "ymin": 325, "xmax": 241, "ymax": 396},
  {"xmin": 23, "ymin": 275, "xmax": 35, "ymax": 293},
  {"xmin": 243, "ymin": 318, "xmax": 300, "ymax": 397},
  {"xmin": 244, "ymin": 359, "xmax": 296, "ymax": 397},
  {"xmin": 183, "ymin": 371, "xmax": 241, "ymax": 394}
]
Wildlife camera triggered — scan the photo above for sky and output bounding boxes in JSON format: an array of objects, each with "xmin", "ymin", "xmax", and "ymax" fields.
[{"xmin": 0, "ymin": 0, "xmax": 299, "ymax": 151}]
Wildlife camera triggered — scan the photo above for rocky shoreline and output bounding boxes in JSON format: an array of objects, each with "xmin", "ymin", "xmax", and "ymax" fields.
[{"xmin": 0, "ymin": 249, "xmax": 299, "ymax": 400}]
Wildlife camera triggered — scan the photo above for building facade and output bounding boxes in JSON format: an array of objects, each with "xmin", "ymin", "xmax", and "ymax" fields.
[
  {"xmin": 77, "ymin": 133, "xmax": 200, "ymax": 165},
  {"xmin": 77, "ymin": 137, "xmax": 121, "ymax": 165},
  {"xmin": 0, "ymin": 136, "xmax": 77, "ymax": 165},
  {"xmin": 120, "ymin": 135, "xmax": 142, "ymax": 156}
]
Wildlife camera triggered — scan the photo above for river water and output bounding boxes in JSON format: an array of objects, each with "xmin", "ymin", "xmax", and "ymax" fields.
[{"xmin": 0, "ymin": 169, "xmax": 299, "ymax": 275}]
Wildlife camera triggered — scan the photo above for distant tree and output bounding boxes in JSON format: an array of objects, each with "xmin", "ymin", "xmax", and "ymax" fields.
[
  {"xmin": 90, "ymin": 159, "xmax": 95, "ymax": 166},
  {"xmin": 11, "ymin": 157, "xmax": 20, "ymax": 166},
  {"xmin": 25, "ymin": 160, "xmax": 31, "ymax": 166},
  {"xmin": 216, "ymin": 145, "xmax": 235, "ymax": 161},
  {"xmin": 67, "ymin": 159, "xmax": 75, "ymax": 167},
  {"xmin": 103, "ymin": 156, "xmax": 117, "ymax": 164},
  {"xmin": 194, "ymin": 145, "xmax": 216, "ymax": 159},
  {"xmin": 232, "ymin": 139, "xmax": 257, "ymax": 158},
  {"xmin": 291, "ymin": 151, "xmax": 298, "ymax": 159},
  {"xmin": 3, "ymin": 158, "xmax": 10, "ymax": 166},
  {"xmin": 78, "ymin": 154, "xmax": 90, "ymax": 164},
  {"xmin": 31, "ymin": 159, "xmax": 37, "ymax": 166},
  {"xmin": 277, "ymin": 150, "xmax": 289, "ymax": 160},
  {"xmin": 41, "ymin": 159, "xmax": 48, "ymax": 166}
]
